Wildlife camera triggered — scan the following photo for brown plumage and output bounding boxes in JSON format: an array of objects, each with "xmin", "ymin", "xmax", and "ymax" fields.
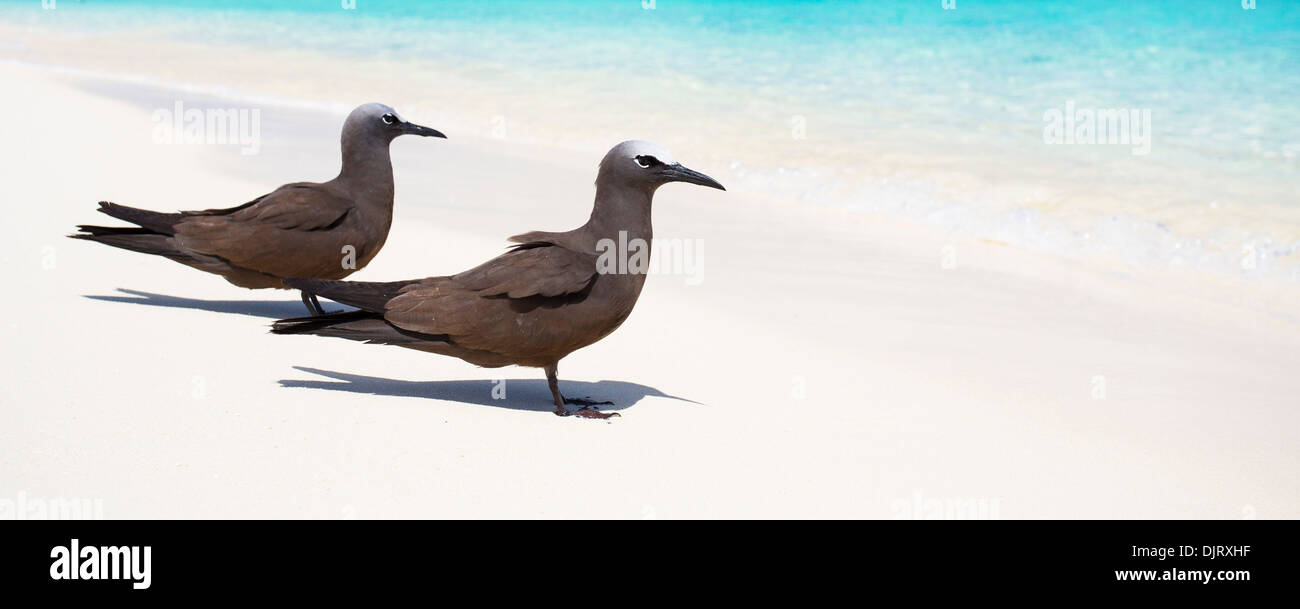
[
  {"xmin": 272, "ymin": 141, "xmax": 725, "ymax": 418},
  {"xmin": 70, "ymin": 103, "xmax": 445, "ymax": 315}
]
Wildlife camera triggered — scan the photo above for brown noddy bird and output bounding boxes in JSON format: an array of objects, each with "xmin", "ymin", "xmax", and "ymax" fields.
[
  {"xmin": 70, "ymin": 103, "xmax": 445, "ymax": 315},
  {"xmin": 271, "ymin": 141, "xmax": 724, "ymax": 418}
]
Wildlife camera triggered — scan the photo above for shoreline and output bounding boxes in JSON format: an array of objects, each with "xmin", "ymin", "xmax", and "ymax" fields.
[{"xmin": 2, "ymin": 17, "xmax": 1298, "ymax": 285}]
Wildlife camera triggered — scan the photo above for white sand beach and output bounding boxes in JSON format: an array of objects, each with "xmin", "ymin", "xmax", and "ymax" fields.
[{"xmin": 2, "ymin": 59, "xmax": 1297, "ymax": 519}]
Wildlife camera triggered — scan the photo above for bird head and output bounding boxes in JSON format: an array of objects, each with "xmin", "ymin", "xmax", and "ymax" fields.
[
  {"xmin": 344, "ymin": 103, "xmax": 446, "ymax": 142},
  {"xmin": 599, "ymin": 141, "xmax": 725, "ymax": 193}
]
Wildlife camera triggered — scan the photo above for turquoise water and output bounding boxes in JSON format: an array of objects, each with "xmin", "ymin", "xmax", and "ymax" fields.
[
  {"xmin": 4, "ymin": 0, "xmax": 1299, "ymax": 278},
  {"xmin": 8, "ymin": 0, "xmax": 1297, "ymax": 151}
]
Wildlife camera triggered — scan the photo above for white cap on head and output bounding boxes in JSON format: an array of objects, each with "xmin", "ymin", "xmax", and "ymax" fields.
[{"xmin": 606, "ymin": 140, "xmax": 679, "ymax": 166}]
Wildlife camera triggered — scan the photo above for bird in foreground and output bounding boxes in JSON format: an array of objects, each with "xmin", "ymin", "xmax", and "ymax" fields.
[
  {"xmin": 70, "ymin": 103, "xmax": 445, "ymax": 315},
  {"xmin": 272, "ymin": 141, "xmax": 725, "ymax": 418}
]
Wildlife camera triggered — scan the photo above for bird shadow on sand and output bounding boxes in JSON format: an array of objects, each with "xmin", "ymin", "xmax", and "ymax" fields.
[
  {"xmin": 280, "ymin": 366, "xmax": 699, "ymax": 414},
  {"xmin": 83, "ymin": 288, "xmax": 320, "ymax": 319}
]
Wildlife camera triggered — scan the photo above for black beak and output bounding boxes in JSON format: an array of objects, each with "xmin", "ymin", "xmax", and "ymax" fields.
[
  {"xmin": 400, "ymin": 121, "xmax": 446, "ymax": 138},
  {"xmin": 663, "ymin": 163, "xmax": 725, "ymax": 191}
]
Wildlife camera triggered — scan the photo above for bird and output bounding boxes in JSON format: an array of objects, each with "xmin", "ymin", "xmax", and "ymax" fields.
[
  {"xmin": 271, "ymin": 140, "xmax": 725, "ymax": 418},
  {"xmin": 70, "ymin": 103, "xmax": 445, "ymax": 316}
]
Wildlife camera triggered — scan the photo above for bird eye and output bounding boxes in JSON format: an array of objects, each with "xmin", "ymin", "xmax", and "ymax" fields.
[
  {"xmin": 381, "ymin": 113, "xmax": 398, "ymax": 125},
  {"xmin": 634, "ymin": 155, "xmax": 659, "ymax": 169}
]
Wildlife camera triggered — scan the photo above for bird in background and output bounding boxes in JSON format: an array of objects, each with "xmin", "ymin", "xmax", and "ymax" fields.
[
  {"xmin": 70, "ymin": 103, "xmax": 445, "ymax": 316},
  {"xmin": 272, "ymin": 141, "xmax": 725, "ymax": 418}
]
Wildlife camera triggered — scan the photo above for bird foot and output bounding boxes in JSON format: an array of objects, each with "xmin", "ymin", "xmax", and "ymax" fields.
[
  {"xmin": 301, "ymin": 292, "xmax": 332, "ymax": 316},
  {"xmin": 554, "ymin": 403, "xmax": 620, "ymax": 419}
]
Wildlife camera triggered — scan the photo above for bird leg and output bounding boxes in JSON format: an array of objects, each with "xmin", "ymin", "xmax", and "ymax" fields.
[
  {"xmin": 300, "ymin": 291, "xmax": 328, "ymax": 316},
  {"xmin": 545, "ymin": 364, "xmax": 618, "ymax": 419}
]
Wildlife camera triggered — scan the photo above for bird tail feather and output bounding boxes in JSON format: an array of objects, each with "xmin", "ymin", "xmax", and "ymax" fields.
[
  {"xmin": 271, "ymin": 310, "xmax": 429, "ymax": 346},
  {"xmin": 94, "ymin": 201, "xmax": 184, "ymax": 235},
  {"xmin": 283, "ymin": 278, "xmax": 420, "ymax": 313},
  {"xmin": 68, "ymin": 227, "xmax": 184, "ymax": 259},
  {"xmin": 70, "ymin": 201, "xmax": 191, "ymax": 258}
]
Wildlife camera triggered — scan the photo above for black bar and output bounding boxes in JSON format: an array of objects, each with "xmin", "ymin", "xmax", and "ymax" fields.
[{"xmin": 1, "ymin": 520, "xmax": 1291, "ymax": 595}]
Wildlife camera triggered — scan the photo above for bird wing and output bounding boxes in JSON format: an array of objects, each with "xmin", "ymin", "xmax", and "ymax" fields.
[
  {"xmin": 451, "ymin": 243, "xmax": 599, "ymax": 299},
  {"xmin": 171, "ymin": 183, "xmax": 359, "ymax": 277},
  {"xmin": 383, "ymin": 243, "xmax": 599, "ymax": 339},
  {"xmin": 186, "ymin": 183, "xmax": 354, "ymax": 230}
]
